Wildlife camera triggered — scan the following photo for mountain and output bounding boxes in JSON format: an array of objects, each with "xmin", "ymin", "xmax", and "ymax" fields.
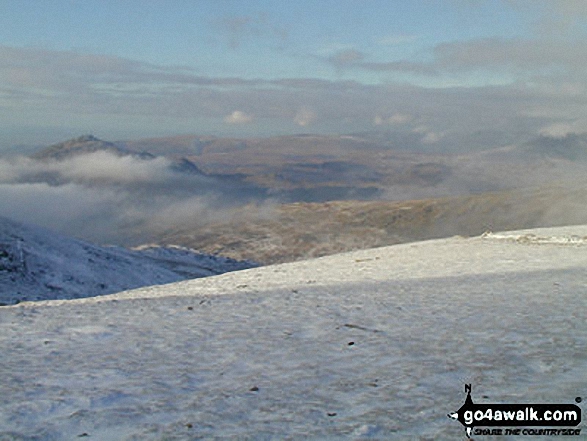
[
  {"xmin": 30, "ymin": 135, "xmax": 222, "ymax": 180},
  {"xmin": 120, "ymin": 132, "xmax": 587, "ymax": 203},
  {"xmin": 1, "ymin": 225, "xmax": 585, "ymax": 438},
  {"xmin": 0, "ymin": 216, "xmax": 255, "ymax": 304},
  {"xmin": 31, "ymin": 134, "xmax": 154, "ymax": 161}
]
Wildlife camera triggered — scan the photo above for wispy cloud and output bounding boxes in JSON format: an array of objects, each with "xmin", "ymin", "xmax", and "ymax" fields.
[
  {"xmin": 433, "ymin": 37, "xmax": 587, "ymax": 75},
  {"xmin": 324, "ymin": 34, "xmax": 587, "ymax": 80},
  {"xmin": 1, "ymin": 31, "xmax": 587, "ymax": 148},
  {"xmin": 360, "ymin": 60, "xmax": 438, "ymax": 75},
  {"xmin": 374, "ymin": 113, "xmax": 413, "ymax": 126},
  {"xmin": 224, "ymin": 110, "xmax": 254, "ymax": 124},
  {"xmin": 0, "ymin": 45, "xmax": 265, "ymax": 94},
  {"xmin": 324, "ymin": 48, "xmax": 437, "ymax": 75}
]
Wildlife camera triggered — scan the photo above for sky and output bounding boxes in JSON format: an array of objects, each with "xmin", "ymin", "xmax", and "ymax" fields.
[{"xmin": 1, "ymin": 0, "xmax": 587, "ymax": 148}]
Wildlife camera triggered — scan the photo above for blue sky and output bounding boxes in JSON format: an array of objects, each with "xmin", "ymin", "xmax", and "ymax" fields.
[{"xmin": 1, "ymin": 0, "xmax": 586, "ymax": 147}]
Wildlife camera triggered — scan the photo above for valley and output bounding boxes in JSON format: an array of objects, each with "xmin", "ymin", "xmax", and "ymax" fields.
[{"xmin": 4, "ymin": 132, "xmax": 587, "ymax": 265}]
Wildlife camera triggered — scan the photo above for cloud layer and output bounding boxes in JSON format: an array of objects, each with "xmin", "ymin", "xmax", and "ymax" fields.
[
  {"xmin": 0, "ymin": 151, "xmax": 269, "ymax": 244},
  {"xmin": 1, "ymin": 37, "xmax": 585, "ymax": 149},
  {"xmin": 1, "ymin": 2, "xmax": 587, "ymax": 148}
]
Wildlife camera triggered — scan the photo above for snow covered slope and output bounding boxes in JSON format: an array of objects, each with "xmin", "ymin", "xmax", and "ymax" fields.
[
  {"xmin": 1, "ymin": 225, "xmax": 586, "ymax": 439},
  {"xmin": 0, "ymin": 216, "xmax": 255, "ymax": 304}
]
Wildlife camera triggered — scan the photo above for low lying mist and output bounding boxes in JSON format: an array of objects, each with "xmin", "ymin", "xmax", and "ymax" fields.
[{"xmin": 0, "ymin": 151, "xmax": 274, "ymax": 245}]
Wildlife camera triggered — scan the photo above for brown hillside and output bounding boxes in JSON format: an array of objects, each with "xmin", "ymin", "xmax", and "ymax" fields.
[{"xmin": 158, "ymin": 185, "xmax": 587, "ymax": 264}]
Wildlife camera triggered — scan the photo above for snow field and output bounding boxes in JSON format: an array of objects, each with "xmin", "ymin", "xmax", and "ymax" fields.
[{"xmin": 1, "ymin": 225, "xmax": 587, "ymax": 439}]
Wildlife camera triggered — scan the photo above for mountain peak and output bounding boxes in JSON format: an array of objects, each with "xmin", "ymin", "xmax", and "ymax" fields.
[
  {"xmin": 71, "ymin": 134, "xmax": 101, "ymax": 143},
  {"xmin": 31, "ymin": 135, "xmax": 153, "ymax": 161}
]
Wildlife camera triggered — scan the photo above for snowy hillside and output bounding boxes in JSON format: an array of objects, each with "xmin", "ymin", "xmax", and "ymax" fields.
[
  {"xmin": 1, "ymin": 225, "xmax": 586, "ymax": 439},
  {"xmin": 0, "ymin": 216, "xmax": 255, "ymax": 304}
]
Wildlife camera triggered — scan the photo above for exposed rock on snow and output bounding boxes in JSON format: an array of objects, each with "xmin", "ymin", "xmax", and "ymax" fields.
[{"xmin": 1, "ymin": 225, "xmax": 586, "ymax": 439}]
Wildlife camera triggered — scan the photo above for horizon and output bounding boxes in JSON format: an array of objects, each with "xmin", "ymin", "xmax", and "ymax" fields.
[{"xmin": 1, "ymin": 1, "xmax": 587, "ymax": 149}]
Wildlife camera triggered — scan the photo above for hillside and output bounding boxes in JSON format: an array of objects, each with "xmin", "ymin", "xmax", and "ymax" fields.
[
  {"xmin": 1, "ymin": 225, "xmax": 585, "ymax": 439},
  {"xmin": 0, "ymin": 216, "xmax": 255, "ymax": 304},
  {"xmin": 158, "ymin": 185, "xmax": 587, "ymax": 264}
]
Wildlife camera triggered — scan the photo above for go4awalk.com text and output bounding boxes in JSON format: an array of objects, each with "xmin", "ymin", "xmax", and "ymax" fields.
[{"xmin": 448, "ymin": 385, "xmax": 582, "ymax": 438}]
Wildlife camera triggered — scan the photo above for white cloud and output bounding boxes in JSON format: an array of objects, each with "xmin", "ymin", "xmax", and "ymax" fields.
[
  {"xmin": 224, "ymin": 110, "xmax": 253, "ymax": 124},
  {"xmin": 0, "ymin": 181, "xmax": 124, "ymax": 236},
  {"xmin": 421, "ymin": 132, "xmax": 443, "ymax": 144},
  {"xmin": 294, "ymin": 107, "xmax": 316, "ymax": 127},
  {"xmin": 539, "ymin": 123, "xmax": 574, "ymax": 138},
  {"xmin": 389, "ymin": 113, "xmax": 412, "ymax": 125},
  {"xmin": 67, "ymin": 152, "xmax": 176, "ymax": 183},
  {"xmin": 0, "ymin": 152, "xmax": 174, "ymax": 185},
  {"xmin": 412, "ymin": 126, "xmax": 444, "ymax": 144},
  {"xmin": 0, "ymin": 150, "xmax": 267, "ymax": 243}
]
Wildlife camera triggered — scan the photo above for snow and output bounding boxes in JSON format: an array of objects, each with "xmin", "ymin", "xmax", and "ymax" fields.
[
  {"xmin": 0, "ymin": 216, "xmax": 255, "ymax": 304},
  {"xmin": 1, "ymin": 225, "xmax": 586, "ymax": 439}
]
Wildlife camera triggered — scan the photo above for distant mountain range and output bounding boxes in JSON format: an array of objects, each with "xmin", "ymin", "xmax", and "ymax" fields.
[
  {"xmin": 18, "ymin": 132, "xmax": 587, "ymax": 203},
  {"xmin": 120, "ymin": 132, "xmax": 587, "ymax": 197},
  {"xmin": 4, "ymin": 131, "xmax": 587, "ymax": 266}
]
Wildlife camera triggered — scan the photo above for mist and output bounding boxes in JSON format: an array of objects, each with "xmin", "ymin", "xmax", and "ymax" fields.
[{"xmin": 0, "ymin": 150, "xmax": 272, "ymax": 245}]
